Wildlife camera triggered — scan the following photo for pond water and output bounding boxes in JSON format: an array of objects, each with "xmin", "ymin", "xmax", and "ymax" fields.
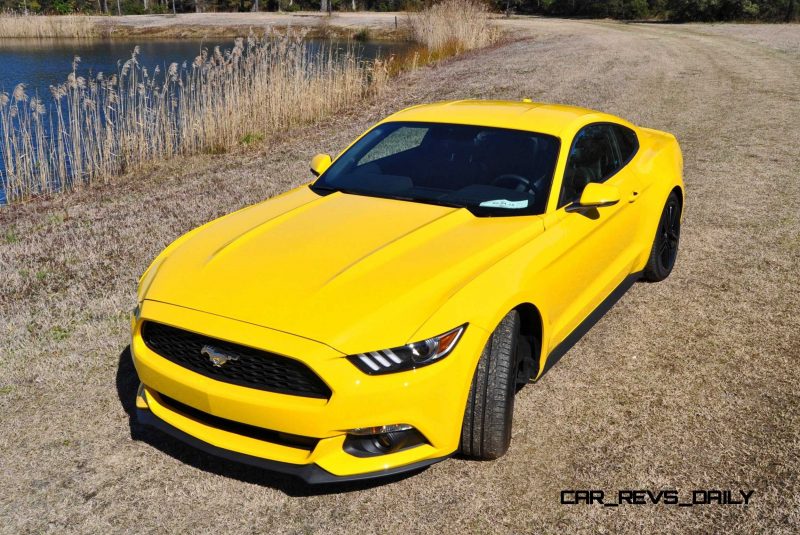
[
  {"xmin": 0, "ymin": 38, "xmax": 411, "ymax": 204},
  {"xmin": 0, "ymin": 38, "xmax": 410, "ymax": 96}
]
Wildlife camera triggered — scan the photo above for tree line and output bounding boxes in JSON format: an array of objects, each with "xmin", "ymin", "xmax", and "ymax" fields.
[
  {"xmin": 3, "ymin": 0, "xmax": 797, "ymax": 22},
  {"xmin": 501, "ymin": 0, "xmax": 798, "ymax": 21}
]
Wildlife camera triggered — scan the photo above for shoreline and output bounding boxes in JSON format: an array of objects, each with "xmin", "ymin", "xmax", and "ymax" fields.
[{"xmin": 0, "ymin": 12, "xmax": 413, "ymax": 41}]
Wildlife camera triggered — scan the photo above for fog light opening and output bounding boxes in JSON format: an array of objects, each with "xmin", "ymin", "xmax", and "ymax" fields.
[{"xmin": 344, "ymin": 424, "xmax": 427, "ymax": 457}]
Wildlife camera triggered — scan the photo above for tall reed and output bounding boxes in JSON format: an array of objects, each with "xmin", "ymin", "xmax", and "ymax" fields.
[
  {"xmin": 0, "ymin": 33, "xmax": 389, "ymax": 203},
  {"xmin": 409, "ymin": 0, "xmax": 499, "ymax": 54},
  {"xmin": 0, "ymin": 13, "xmax": 97, "ymax": 39}
]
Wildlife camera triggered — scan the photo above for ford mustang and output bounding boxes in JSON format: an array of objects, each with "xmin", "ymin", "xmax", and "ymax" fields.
[{"xmin": 132, "ymin": 100, "xmax": 684, "ymax": 483}]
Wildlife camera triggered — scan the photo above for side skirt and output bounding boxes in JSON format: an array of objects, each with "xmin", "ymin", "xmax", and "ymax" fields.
[{"xmin": 539, "ymin": 272, "xmax": 642, "ymax": 378}]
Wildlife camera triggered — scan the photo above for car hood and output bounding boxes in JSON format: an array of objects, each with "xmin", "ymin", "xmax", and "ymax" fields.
[{"xmin": 143, "ymin": 186, "xmax": 544, "ymax": 354}]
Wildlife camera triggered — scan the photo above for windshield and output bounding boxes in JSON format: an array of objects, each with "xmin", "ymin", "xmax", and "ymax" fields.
[{"xmin": 310, "ymin": 122, "xmax": 560, "ymax": 216}]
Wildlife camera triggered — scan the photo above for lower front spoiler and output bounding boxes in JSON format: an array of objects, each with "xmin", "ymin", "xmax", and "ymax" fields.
[{"xmin": 136, "ymin": 408, "xmax": 448, "ymax": 485}]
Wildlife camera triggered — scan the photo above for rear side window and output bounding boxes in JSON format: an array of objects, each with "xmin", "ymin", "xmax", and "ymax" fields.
[
  {"xmin": 614, "ymin": 125, "xmax": 639, "ymax": 163},
  {"xmin": 559, "ymin": 124, "xmax": 622, "ymax": 207}
]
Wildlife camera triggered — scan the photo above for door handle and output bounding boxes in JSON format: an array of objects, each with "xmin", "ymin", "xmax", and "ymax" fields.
[{"xmin": 629, "ymin": 191, "xmax": 640, "ymax": 203}]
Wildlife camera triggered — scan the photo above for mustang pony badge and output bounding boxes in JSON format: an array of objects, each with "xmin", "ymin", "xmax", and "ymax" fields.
[{"xmin": 201, "ymin": 345, "xmax": 238, "ymax": 368}]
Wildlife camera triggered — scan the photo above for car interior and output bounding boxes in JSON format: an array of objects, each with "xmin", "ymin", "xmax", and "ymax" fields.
[{"xmin": 559, "ymin": 124, "xmax": 626, "ymax": 207}]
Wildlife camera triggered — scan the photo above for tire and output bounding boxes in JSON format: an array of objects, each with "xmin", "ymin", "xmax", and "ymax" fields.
[
  {"xmin": 460, "ymin": 310, "xmax": 520, "ymax": 460},
  {"xmin": 643, "ymin": 191, "xmax": 682, "ymax": 282}
]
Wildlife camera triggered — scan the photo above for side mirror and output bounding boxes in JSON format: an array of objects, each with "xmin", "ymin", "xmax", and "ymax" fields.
[
  {"xmin": 566, "ymin": 182, "xmax": 621, "ymax": 212},
  {"xmin": 310, "ymin": 153, "xmax": 332, "ymax": 177}
]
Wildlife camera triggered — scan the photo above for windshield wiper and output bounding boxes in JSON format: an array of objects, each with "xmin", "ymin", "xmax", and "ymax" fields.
[
  {"xmin": 311, "ymin": 184, "xmax": 465, "ymax": 209},
  {"xmin": 374, "ymin": 193, "xmax": 462, "ymax": 209},
  {"xmin": 309, "ymin": 183, "xmax": 365, "ymax": 197},
  {"xmin": 309, "ymin": 183, "xmax": 338, "ymax": 193}
]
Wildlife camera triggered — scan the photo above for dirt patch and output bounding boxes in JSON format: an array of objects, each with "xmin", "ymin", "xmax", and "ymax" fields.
[{"xmin": 1, "ymin": 18, "xmax": 799, "ymax": 534}]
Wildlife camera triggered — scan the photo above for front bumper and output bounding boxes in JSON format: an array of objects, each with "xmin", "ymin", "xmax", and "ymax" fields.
[
  {"xmin": 136, "ymin": 401, "xmax": 446, "ymax": 484},
  {"xmin": 132, "ymin": 300, "xmax": 487, "ymax": 482}
]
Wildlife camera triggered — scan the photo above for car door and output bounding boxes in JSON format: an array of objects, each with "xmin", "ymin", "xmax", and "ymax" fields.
[{"xmin": 537, "ymin": 123, "xmax": 644, "ymax": 350}]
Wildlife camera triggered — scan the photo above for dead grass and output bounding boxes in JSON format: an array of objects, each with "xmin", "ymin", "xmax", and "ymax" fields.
[
  {"xmin": 105, "ymin": 22, "xmax": 407, "ymax": 41},
  {"xmin": 0, "ymin": 14, "xmax": 98, "ymax": 38},
  {"xmin": 0, "ymin": 12, "xmax": 412, "ymax": 41},
  {"xmin": 409, "ymin": 0, "xmax": 499, "ymax": 53},
  {"xmin": 0, "ymin": 18, "xmax": 799, "ymax": 535},
  {"xmin": 682, "ymin": 22, "xmax": 800, "ymax": 55}
]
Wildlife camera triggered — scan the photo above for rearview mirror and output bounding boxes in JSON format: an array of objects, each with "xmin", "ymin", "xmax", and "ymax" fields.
[
  {"xmin": 566, "ymin": 182, "xmax": 621, "ymax": 212},
  {"xmin": 310, "ymin": 153, "xmax": 332, "ymax": 177}
]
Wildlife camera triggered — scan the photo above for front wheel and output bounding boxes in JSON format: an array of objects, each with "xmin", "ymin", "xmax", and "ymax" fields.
[
  {"xmin": 643, "ymin": 191, "xmax": 682, "ymax": 282},
  {"xmin": 460, "ymin": 311, "xmax": 520, "ymax": 460}
]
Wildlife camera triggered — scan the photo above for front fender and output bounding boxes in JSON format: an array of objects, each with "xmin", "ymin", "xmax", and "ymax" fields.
[{"xmin": 410, "ymin": 243, "xmax": 554, "ymax": 378}]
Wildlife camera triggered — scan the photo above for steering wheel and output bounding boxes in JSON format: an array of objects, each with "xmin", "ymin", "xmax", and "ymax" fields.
[{"xmin": 491, "ymin": 174, "xmax": 531, "ymax": 193}]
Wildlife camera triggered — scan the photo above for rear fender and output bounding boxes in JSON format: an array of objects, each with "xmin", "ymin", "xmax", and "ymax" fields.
[{"xmin": 631, "ymin": 127, "xmax": 685, "ymax": 270}]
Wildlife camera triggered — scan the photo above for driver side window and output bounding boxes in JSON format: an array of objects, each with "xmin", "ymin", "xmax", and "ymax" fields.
[{"xmin": 559, "ymin": 124, "xmax": 622, "ymax": 208}]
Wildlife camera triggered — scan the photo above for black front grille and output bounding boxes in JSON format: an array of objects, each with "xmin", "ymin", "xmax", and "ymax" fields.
[
  {"xmin": 159, "ymin": 393, "xmax": 319, "ymax": 451},
  {"xmin": 141, "ymin": 321, "xmax": 331, "ymax": 399}
]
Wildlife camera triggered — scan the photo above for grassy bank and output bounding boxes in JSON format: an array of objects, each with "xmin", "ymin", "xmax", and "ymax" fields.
[
  {"xmin": 0, "ymin": 12, "xmax": 410, "ymax": 41},
  {"xmin": 0, "ymin": 14, "xmax": 99, "ymax": 38}
]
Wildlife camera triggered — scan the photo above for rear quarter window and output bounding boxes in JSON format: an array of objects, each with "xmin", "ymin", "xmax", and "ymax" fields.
[{"xmin": 614, "ymin": 125, "xmax": 639, "ymax": 163}]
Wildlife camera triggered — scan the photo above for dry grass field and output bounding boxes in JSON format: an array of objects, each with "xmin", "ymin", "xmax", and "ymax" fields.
[{"xmin": 1, "ymin": 18, "xmax": 799, "ymax": 534}]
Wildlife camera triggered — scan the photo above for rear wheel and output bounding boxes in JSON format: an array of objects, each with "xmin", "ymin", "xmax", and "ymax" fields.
[
  {"xmin": 643, "ymin": 191, "xmax": 682, "ymax": 282},
  {"xmin": 460, "ymin": 311, "xmax": 520, "ymax": 460}
]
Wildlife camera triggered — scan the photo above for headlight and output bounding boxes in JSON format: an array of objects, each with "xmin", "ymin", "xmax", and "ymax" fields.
[{"xmin": 346, "ymin": 324, "xmax": 467, "ymax": 375}]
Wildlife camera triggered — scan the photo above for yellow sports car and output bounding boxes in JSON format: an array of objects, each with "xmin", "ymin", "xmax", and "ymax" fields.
[{"xmin": 132, "ymin": 100, "xmax": 684, "ymax": 483}]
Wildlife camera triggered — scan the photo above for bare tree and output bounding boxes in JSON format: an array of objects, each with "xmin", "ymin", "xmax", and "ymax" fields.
[{"xmin": 320, "ymin": 0, "xmax": 328, "ymax": 11}]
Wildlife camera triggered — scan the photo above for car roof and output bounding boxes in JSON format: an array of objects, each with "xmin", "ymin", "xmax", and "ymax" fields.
[{"xmin": 381, "ymin": 100, "xmax": 626, "ymax": 138}]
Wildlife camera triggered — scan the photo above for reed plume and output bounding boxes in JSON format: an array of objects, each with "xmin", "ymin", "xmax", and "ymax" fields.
[{"xmin": 409, "ymin": 0, "xmax": 499, "ymax": 54}]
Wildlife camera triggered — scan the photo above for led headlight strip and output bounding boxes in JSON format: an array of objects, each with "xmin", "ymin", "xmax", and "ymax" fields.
[{"xmin": 347, "ymin": 324, "xmax": 467, "ymax": 375}]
